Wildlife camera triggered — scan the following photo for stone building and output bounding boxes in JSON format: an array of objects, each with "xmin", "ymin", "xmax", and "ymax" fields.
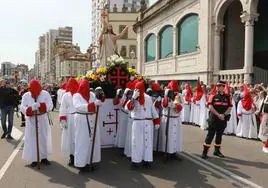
[{"xmin": 134, "ymin": 0, "xmax": 268, "ymax": 85}]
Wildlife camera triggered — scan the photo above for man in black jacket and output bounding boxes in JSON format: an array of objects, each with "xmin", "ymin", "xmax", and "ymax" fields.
[{"xmin": 0, "ymin": 80, "xmax": 19, "ymax": 139}]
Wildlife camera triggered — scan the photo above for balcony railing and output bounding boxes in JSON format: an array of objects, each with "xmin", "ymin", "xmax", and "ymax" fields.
[{"xmin": 218, "ymin": 69, "xmax": 244, "ymax": 86}]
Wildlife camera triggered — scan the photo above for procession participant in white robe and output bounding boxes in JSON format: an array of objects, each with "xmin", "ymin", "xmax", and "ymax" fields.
[
  {"xmin": 255, "ymin": 90, "xmax": 266, "ymax": 134},
  {"xmin": 193, "ymin": 80, "xmax": 203, "ymax": 126},
  {"xmin": 161, "ymin": 80, "xmax": 183, "ymax": 159},
  {"xmin": 113, "ymin": 82, "xmax": 135, "ymax": 149},
  {"xmin": 189, "ymin": 90, "xmax": 195, "ymax": 124},
  {"xmin": 259, "ymin": 95, "xmax": 268, "ymax": 153},
  {"xmin": 182, "ymin": 83, "xmax": 192, "ymax": 124},
  {"xmin": 20, "ymin": 79, "xmax": 53, "ymax": 167},
  {"xmin": 57, "ymin": 82, "xmax": 67, "ymax": 106},
  {"xmin": 126, "ymin": 81, "xmax": 160, "ymax": 167},
  {"xmin": 59, "ymin": 78, "xmax": 79, "ymax": 166},
  {"xmin": 123, "ymin": 83, "xmax": 136, "ymax": 157},
  {"xmin": 236, "ymin": 85, "xmax": 258, "ymax": 139},
  {"xmin": 224, "ymin": 83, "xmax": 237, "ymax": 135},
  {"xmin": 73, "ymin": 80, "xmax": 105, "ymax": 172},
  {"xmin": 148, "ymin": 82, "xmax": 163, "ymax": 152},
  {"xmin": 200, "ymin": 85, "xmax": 209, "ymax": 130}
]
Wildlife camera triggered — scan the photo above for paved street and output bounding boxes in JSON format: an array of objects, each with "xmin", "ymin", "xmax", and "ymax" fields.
[{"xmin": 0, "ymin": 111, "xmax": 267, "ymax": 188}]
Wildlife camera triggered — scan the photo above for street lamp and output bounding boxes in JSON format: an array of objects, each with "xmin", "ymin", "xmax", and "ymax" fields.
[{"xmin": 130, "ymin": 50, "xmax": 136, "ymax": 68}]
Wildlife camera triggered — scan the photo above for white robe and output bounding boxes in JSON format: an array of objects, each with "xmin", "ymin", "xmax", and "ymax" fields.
[
  {"xmin": 115, "ymin": 95, "xmax": 128, "ymax": 148},
  {"xmin": 189, "ymin": 98, "xmax": 194, "ymax": 123},
  {"xmin": 160, "ymin": 104, "xmax": 183, "ymax": 154},
  {"xmin": 236, "ymin": 101, "xmax": 258, "ymax": 139},
  {"xmin": 224, "ymin": 98, "xmax": 237, "ymax": 134},
  {"xmin": 126, "ymin": 94, "xmax": 159, "ymax": 163},
  {"xmin": 59, "ymin": 92, "xmax": 76, "ymax": 156},
  {"xmin": 124, "ymin": 108, "xmax": 133, "ymax": 157},
  {"xmin": 73, "ymin": 93, "xmax": 101, "ymax": 167},
  {"xmin": 182, "ymin": 97, "xmax": 191, "ymax": 123},
  {"xmin": 193, "ymin": 100, "xmax": 201, "ymax": 126},
  {"xmin": 20, "ymin": 91, "xmax": 53, "ymax": 162},
  {"xmin": 199, "ymin": 95, "xmax": 208, "ymax": 130},
  {"xmin": 258, "ymin": 113, "xmax": 268, "ymax": 142},
  {"xmin": 57, "ymin": 89, "xmax": 65, "ymax": 106}
]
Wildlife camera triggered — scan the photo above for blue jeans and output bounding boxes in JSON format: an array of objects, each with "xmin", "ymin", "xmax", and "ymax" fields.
[{"xmin": 1, "ymin": 106, "xmax": 14, "ymax": 135}]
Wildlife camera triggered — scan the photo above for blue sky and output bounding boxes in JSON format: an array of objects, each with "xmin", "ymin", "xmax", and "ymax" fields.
[
  {"xmin": 0, "ymin": 0, "xmax": 91, "ymax": 68},
  {"xmin": 0, "ymin": 0, "xmax": 157, "ymax": 69}
]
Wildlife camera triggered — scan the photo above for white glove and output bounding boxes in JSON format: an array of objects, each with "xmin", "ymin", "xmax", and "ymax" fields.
[
  {"xmin": 95, "ymin": 100, "xmax": 102, "ymax": 106},
  {"xmin": 124, "ymin": 88, "xmax": 131, "ymax": 95},
  {"xmin": 155, "ymin": 124, "xmax": 160, "ymax": 130},
  {"xmin": 32, "ymin": 103, "xmax": 40, "ymax": 111},
  {"xmin": 60, "ymin": 121, "xmax": 68, "ymax": 129},
  {"xmin": 116, "ymin": 89, "xmax": 123, "ymax": 96},
  {"xmin": 156, "ymin": 96, "xmax": 162, "ymax": 102},
  {"xmin": 132, "ymin": 89, "xmax": 140, "ymax": 100}
]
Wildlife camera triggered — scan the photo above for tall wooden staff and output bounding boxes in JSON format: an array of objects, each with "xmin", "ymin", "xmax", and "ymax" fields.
[
  {"xmin": 34, "ymin": 98, "xmax": 41, "ymax": 169},
  {"xmin": 165, "ymin": 107, "xmax": 171, "ymax": 160},
  {"xmin": 89, "ymin": 105, "xmax": 99, "ymax": 171}
]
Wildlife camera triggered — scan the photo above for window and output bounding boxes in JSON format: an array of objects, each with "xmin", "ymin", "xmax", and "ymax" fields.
[
  {"xmin": 129, "ymin": 45, "xmax": 136, "ymax": 58},
  {"xmin": 120, "ymin": 46, "xmax": 127, "ymax": 57},
  {"xmin": 178, "ymin": 14, "xmax": 199, "ymax": 55},
  {"xmin": 145, "ymin": 34, "xmax": 156, "ymax": 62},
  {"xmin": 119, "ymin": 25, "xmax": 128, "ymax": 39},
  {"xmin": 159, "ymin": 26, "xmax": 173, "ymax": 59}
]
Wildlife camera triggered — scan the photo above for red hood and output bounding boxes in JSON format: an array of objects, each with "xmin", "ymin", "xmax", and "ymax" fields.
[
  {"xmin": 77, "ymin": 80, "xmax": 90, "ymax": 102},
  {"xmin": 135, "ymin": 81, "xmax": 145, "ymax": 105},
  {"xmin": 29, "ymin": 79, "xmax": 42, "ymax": 99},
  {"xmin": 194, "ymin": 80, "xmax": 203, "ymax": 101},
  {"xmin": 66, "ymin": 78, "xmax": 79, "ymax": 96},
  {"xmin": 60, "ymin": 82, "xmax": 67, "ymax": 90},
  {"xmin": 242, "ymin": 84, "xmax": 253, "ymax": 111},
  {"xmin": 167, "ymin": 80, "xmax": 180, "ymax": 92},
  {"xmin": 185, "ymin": 83, "xmax": 192, "ymax": 103}
]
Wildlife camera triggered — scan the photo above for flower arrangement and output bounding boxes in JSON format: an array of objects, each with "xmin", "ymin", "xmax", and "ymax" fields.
[
  {"xmin": 86, "ymin": 72, "xmax": 98, "ymax": 81},
  {"xmin": 128, "ymin": 68, "xmax": 137, "ymax": 75},
  {"xmin": 96, "ymin": 67, "xmax": 107, "ymax": 75},
  {"xmin": 107, "ymin": 54, "xmax": 125, "ymax": 66}
]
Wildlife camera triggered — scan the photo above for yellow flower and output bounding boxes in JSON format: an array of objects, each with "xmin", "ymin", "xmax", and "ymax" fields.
[
  {"xmin": 96, "ymin": 67, "xmax": 107, "ymax": 74},
  {"xmin": 128, "ymin": 68, "xmax": 137, "ymax": 75}
]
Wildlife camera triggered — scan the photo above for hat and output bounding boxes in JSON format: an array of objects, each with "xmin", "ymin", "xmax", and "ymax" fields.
[{"xmin": 216, "ymin": 80, "xmax": 226, "ymax": 86}]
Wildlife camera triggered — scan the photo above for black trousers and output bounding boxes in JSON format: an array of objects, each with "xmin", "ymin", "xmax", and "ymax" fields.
[
  {"xmin": 21, "ymin": 112, "xmax": 25, "ymax": 125},
  {"xmin": 205, "ymin": 115, "xmax": 227, "ymax": 146}
]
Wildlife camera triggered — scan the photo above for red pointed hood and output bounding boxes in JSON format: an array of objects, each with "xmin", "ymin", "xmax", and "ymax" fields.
[
  {"xmin": 242, "ymin": 84, "xmax": 253, "ymax": 111},
  {"xmin": 185, "ymin": 83, "xmax": 192, "ymax": 103},
  {"xmin": 207, "ymin": 84, "xmax": 217, "ymax": 103},
  {"xmin": 167, "ymin": 80, "xmax": 179, "ymax": 92},
  {"xmin": 77, "ymin": 80, "xmax": 90, "ymax": 102},
  {"xmin": 151, "ymin": 82, "xmax": 161, "ymax": 92},
  {"xmin": 66, "ymin": 78, "xmax": 79, "ymax": 96},
  {"xmin": 194, "ymin": 80, "xmax": 203, "ymax": 101},
  {"xmin": 224, "ymin": 82, "xmax": 230, "ymax": 95},
  {"xmin": 29, "ymin": 79, "xmax": 42, "ymax": 99},
  {"xmin": 126, "ymin": 82, "xmax": 135, "ymax": 90},
  {"xmin": 135, "ymin": 81, "xmax": 145, "ymax": 105},
  {"xmin": 60, "ymin": 82, "xmax": 67, "ymax": 90}
]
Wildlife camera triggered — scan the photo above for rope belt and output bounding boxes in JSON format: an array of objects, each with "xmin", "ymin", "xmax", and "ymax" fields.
[
  {"xmin": 163, "ymin": 114, "xmax": 180, "ymax": 118},
  {"xmin": 121, "ymin": 109, "xmax": 128, "ymax": 115},
  {"xmin": 133, "ymin": 118, "xmax": 153, "ymax": 121},
  {"xmin": 73, "ymin": 112, "xmax": 95, "ymax": 115},
  {"xmin": 35, "ymin": 113, "xmax": 46, "ymax": 116},
  {"xmin": 241, "ymin": 113, "xmax": 253, "ymax": 115}
]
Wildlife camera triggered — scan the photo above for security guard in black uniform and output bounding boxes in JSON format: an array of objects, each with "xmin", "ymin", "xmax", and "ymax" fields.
[{"xmin": 202, "ymin": 81, "xmax": 232, "ymax": 159}]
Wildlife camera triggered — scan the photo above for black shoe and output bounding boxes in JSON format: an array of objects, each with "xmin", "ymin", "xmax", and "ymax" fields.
[
  {"xmin": 21, "ymin": 123, "xmax": 25, "ymax": 127},
  {"xmin": 1, "ymin": 132, "xmax": 7, "ymax": 139},
  {"xmin": 79, "ymin": 164, "xmax": 90, "ymax": 173},
  {"xmin": 31, "ymin": 162, "xmax": 38, "ymax": 167},
  {"xmin": 68, "ymin": 155, "xmax": 74, "ymax": 166},
  {"xmin": 201, "ymin": 145, "xmax": 210, "ymax": 159},
  {"xmin": 170, "ymin": 153, "xmax": 183, "ymax": 161},
  {"xmin": 213, "ymin": 147, "xmax": 225, "ymax": 158},
  {"xmin": 142, "ymin": 161, "xmax": 151, "ymax": 168},
  {"xmin": 41, "ymin": 159, "xmax": 51, "ymax": 165},
  {"xmin": 6, "ymin": 135, "xmax": 14, "ymax": 140},
  {"xmin": 131, "ymin": 162, "xmax": 139, "ymax": 169}
]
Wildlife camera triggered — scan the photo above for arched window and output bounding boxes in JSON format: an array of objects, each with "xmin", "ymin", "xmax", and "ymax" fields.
[
  {"xmin": 177, "ymin": 14, "xmax": 199, "ymax": 55},
  {"xmin": 159, "ymin": 26, "xmax": 173, "ymax": 59},
  {"xmin": 145, "ymin": 34, "xmax": 156, "ymax": 62}
]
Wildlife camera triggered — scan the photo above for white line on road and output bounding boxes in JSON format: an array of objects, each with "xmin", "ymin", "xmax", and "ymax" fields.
[
  {"xmin": 0, "ymin": 127, "xmax": 24, "ymax": 181},
  {"xmin": 179, "ymin": 152, "xmax": 263, "ymax": 188}
]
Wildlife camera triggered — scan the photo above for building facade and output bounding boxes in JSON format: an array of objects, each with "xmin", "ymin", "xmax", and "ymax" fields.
[
  {"xmin": 36, "ymin": 27, "xmax": 73, "ymax": 83},
  {"xmin": 1, "ymin": 62, "xmax": 15, "ymax": 77},
  {"xmin": 134, "ymin": 0, "xmax": 268, "ymax": 85},
  {"xmin": 15, "ymin": 64, "xmax": 29, "ymax": 81}
]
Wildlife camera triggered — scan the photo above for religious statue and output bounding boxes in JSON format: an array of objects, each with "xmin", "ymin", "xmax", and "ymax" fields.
[{"xmin": 98, "ymin": 8, "xmax": 128, "ymax": 67}]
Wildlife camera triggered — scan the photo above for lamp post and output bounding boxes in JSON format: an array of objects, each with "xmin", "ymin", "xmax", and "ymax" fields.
[{"xmin": 130, "ymin": 49, "xmax": 136, "ymax": 68}]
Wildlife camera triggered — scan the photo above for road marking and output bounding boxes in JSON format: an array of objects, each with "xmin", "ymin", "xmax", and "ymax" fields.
[
  {"xmin": 179, "ymin": 152, "xmax": 263, "ymax": 188},
  {"xmin": 0, "ymin": 127, "xmax": 24, "ymax": 181}
]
